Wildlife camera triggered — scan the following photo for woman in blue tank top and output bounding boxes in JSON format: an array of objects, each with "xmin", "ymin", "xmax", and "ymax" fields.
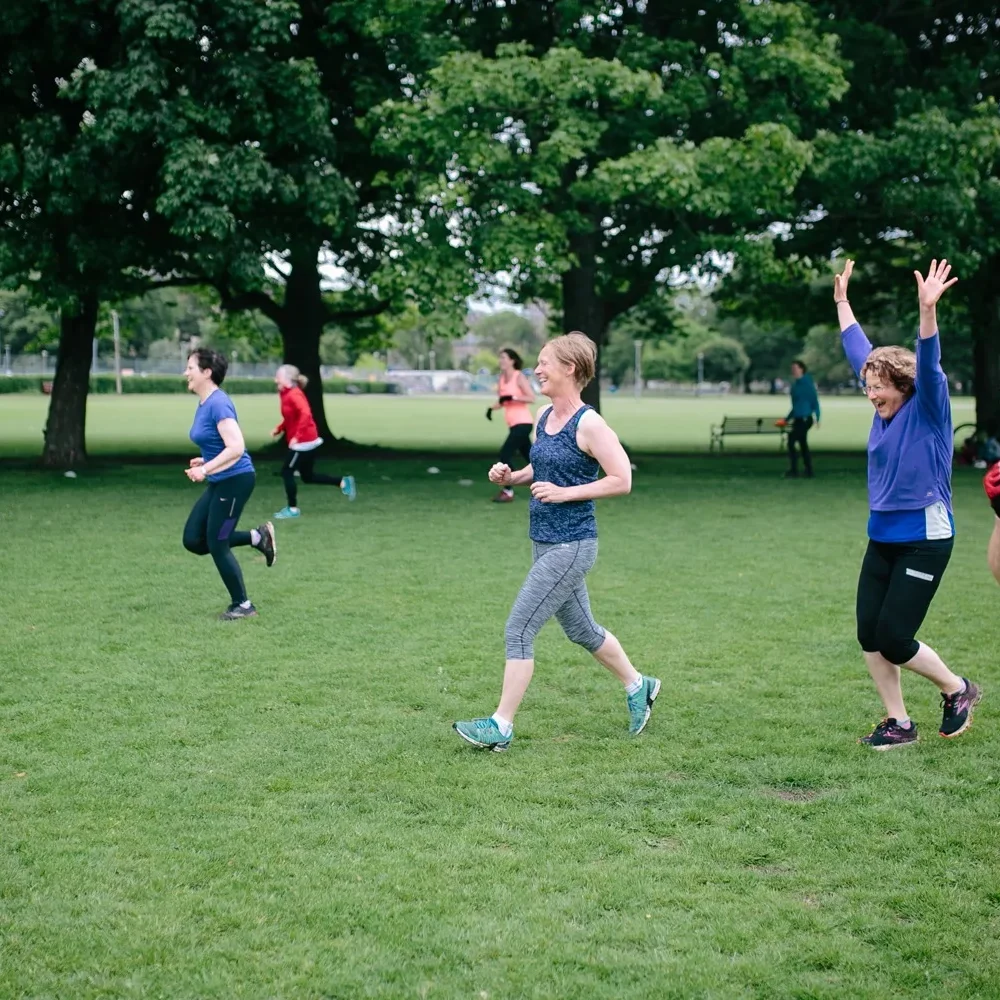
[{"xmin": 453, "ymin": 333, "xmax": 661, "ymax": 752}]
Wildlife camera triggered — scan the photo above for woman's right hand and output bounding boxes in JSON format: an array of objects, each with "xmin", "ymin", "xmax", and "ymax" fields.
[
  {"xmin": 489, "ymin": 462, "xmax": 512, "ymax": 485},
  {"xmin": 189, "ymin": 457, "xmax": 204, "ymax": 468},
  {"xmin": 834, "ymin": 259, "xmax": 854, "ymax": 302}
]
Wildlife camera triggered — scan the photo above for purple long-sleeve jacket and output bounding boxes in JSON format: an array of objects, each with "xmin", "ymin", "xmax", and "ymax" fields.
[{"xmin": 841, "ymin": 323, "xmax": 953, "ymax": 541}]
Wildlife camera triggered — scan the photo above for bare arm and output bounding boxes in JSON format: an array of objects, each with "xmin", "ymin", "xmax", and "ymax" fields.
[
  {"xmin": 561, "ymin": 412, "xmax": 631, "ymax": 501},
  {"xmin": 513, "ymin": 372, "xmax": 535, "ymax": 404},
  {"xmin": 203, "ymin": 418, "xmax": 247, "ymax": 476}
]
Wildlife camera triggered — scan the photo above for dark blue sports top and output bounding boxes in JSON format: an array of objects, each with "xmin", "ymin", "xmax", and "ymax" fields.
[{"xmin": 529, "ymin": 405, "xmax": 599, "ymax": 543}]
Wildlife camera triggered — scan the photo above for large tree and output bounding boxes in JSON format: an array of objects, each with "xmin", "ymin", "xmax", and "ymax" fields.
[
  {"xmin": 0, "ymin": 0, "xmax": 182, "ymax": 466},
  {"xmin": 722, "ymin": 3, "xmax": 1000, "ymax": 431},
  {"xmin": 372, "ymin": 0, "xmax": 848, "ymax": 409},
  {"xmin": 90, "ymin": 0, "xmax": 462, "ymax": 442}
]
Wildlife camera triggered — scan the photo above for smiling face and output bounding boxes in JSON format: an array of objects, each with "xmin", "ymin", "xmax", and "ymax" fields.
[
  {"xmin": 864, "ymin": 377, "xmax": 906, "ymax": 420},
  {"xmin": 534, "ymin": 345, "xmax": 574, "ymax": 399},
  {"xmin": 184, "ymin": 355, "xmax": 213, "ymax": 395},
  {"xmin": 498, "ymin": 350, "xmax": 514, "ymax": 373}
]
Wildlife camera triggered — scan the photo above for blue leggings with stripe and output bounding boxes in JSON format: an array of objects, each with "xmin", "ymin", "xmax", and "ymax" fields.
[
  {"xmin": 505, "ymin": 539, "xmax": 607, "ymax": 660},
  {"xmin": 183, "ymin": 471, "xmax": 256, "ymax": 604}
]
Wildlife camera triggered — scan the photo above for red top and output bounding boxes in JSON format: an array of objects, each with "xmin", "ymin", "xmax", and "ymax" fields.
[{"xmin": 275, "ymin": 385, "xmax": 319, "ymax": 445}]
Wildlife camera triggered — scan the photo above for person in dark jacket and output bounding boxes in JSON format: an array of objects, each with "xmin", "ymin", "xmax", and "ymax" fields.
[{"xmin": 785, "ymin": 360, "xmax": 820, "ymax": 478}]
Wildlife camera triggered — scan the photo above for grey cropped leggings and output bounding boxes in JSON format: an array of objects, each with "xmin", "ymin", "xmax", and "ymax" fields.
[{"xmin": 504, "ymin": 539, "xmax": 607, "ymax": 660}]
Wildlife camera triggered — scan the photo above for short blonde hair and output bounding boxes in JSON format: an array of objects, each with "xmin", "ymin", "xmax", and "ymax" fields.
[
  {"xmin": 545, "ymin": 332, "xmax": 597, "ymax": 388},
  {"xmin": 860, "ymin": 346, "xmax": 916, "ymax": 398},
  {"xmin": 277, "ymin": 364, "xmax": 309, "ymax": 389}
]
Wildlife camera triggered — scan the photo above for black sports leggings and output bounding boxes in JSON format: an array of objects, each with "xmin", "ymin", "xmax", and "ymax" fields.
[
  {"xmin": 281, "ymin": 449, "xmax": 341, "ymax": 508},
  {"xmin": 183, "ymin": 471, "xmax": 256, "ymax": 604},
  {"xmin": 856, "ymin": 538, "xmax": 953, "ymax": 665},
  {"xmin": 788, "ymin": 417, "xmax": 813, "ymax": 473},
  {"xmin": 500, "ymin": 423, "xmax": 533, "ymax": 468}
]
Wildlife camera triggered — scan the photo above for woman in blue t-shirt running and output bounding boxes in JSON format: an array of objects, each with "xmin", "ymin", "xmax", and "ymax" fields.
[
  {"xmin": 836, "ymin": 259, "xmax": 981, "ymax": 749},
  {"xmin": 453, "ymin": 333, "xmax": 660, "ymax": 752},
  {"xmin": 182, "ymin": 349, "xmax": 276, "ymax": 620}
]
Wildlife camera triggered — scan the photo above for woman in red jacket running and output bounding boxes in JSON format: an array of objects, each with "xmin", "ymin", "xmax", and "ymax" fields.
[{"xmin": 272, "ymin": 365, "xmax": 356, "ymax": 519}]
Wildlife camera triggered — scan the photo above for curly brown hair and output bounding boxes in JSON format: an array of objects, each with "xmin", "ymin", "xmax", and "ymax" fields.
[{"xmin": 860, "ymin": 346, "xmax": 916, "ymax": 398}]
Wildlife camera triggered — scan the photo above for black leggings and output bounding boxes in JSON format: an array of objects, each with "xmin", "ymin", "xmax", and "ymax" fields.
[
  {"xmin": 281, "ymin": 449, "xmax": 341, "ymax": 508},
  {"xmin": 856, "ymin": 538, "xmax": 953, "ymax": 665},
  {"xmin": 500, "ymin": 423, "xmax": 533, "ymax": 468},
  {"xmin": 788, "ymin": 417, "xmax": 813, "ymax": 473},
  {"xmin": 183, "ymin": 471, "xmax": 256, "ymax": 604}
]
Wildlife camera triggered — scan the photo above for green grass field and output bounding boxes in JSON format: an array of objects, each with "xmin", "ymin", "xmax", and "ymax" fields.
[
  {"xmin": 0, "ymin": 391, "xmax": 978, "ymax": 457},
  {"xmin": 2, "ymin": 431, "xmax": 998, "ymax": 998}
]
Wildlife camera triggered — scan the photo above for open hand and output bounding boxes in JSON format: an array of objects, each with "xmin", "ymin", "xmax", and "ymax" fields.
[
  {"xmin": 488, "ymin": 462, "xmax": 512, "ymax": 485},
  {"xmin": 915, "ymin": 258, "xmax": 958, "ymax": 309},
  {"xmin": 834, "ymin": 259, "xmax": 854, "ymax": 302},
  {"xmin": 530, "ymin": 481, "xmax": 570, "ymax": 503}
]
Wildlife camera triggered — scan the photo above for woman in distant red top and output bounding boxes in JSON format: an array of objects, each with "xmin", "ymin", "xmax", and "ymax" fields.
[
  {"xmin": 488, "ymin": 348, "xmax": 535, "ymax": 502},
  {"xmin": 272, "ymin": 365, "xmax": 356, "ymax": 519}
]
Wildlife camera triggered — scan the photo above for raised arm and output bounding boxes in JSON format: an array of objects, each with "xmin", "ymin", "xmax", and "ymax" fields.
[
  {"xmin": 912, "ymin": 259, "xmax": 957, "ymax": 420},
  {"xmin": 834, "ymin": 258, "xmax": 873, "ymax": 377}
]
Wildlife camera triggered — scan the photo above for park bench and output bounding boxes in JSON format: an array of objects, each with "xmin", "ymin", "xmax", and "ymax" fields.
[{"xmin": 710, "ymin": 415, "xmax": 788, "ymax": 452}]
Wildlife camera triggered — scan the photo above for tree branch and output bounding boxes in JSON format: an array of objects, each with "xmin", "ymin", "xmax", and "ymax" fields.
[
  {"xmin": 324, "ymin": 300, "xmax": 391, "ymax": 323},
  {"xmin": 220, "ymin": 289, "xmax": 284, "ymax": 326}
]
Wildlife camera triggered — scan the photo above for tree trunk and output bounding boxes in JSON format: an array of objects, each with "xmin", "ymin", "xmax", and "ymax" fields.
[
  {"xmin": 972, "ymin": 276, "xmax": 1000, "ymax": 437},
  {"xmin": 279, "ymin": 243, "xmax": 335, "ymax": 441},
  {"xmin": 41, "ymin": 292, "xmax": 98, "ymax": 468},
  {"xmin": 562, "ymin": 232, "xmax": 606, "ymax": 413}
]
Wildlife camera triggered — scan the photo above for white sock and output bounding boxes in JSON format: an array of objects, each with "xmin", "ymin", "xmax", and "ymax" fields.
[
  {"xmin": 250, "ymin": 528, "xmax": 261, "ymax": 547},
  {"xmin": 625, "ymin": 675, "xmax": 643, "ymax": 696},
  {"xmin": 239, "ymin": 600, "xmax": 252, "ymax": 609},
  {"xmin": 502, "ymin": 486, "xmax": 513, "ymax": 494},
  {"xmin": 896, "ymin": 716, "xmax": 911, "ymax": 728},
  {"xmin": 491, "ymin": 713, "xmax": 513, "ymax": 737}
]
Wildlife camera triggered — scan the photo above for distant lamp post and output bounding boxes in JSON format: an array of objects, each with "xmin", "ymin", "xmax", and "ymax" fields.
[
  {"xmin": 696, "ymin": 351, "xmax": 705, "ymax": 397},
  {"xmin": 633, "ymin": 339, "xmax": 643, "ymax": 399},
  {"xmin": 41, "ymin": 349, "xmax": 48, "ymax": 375},
  {"xmin": 429, "ymin": 349, "xmax": 436, "ymax": 371}
]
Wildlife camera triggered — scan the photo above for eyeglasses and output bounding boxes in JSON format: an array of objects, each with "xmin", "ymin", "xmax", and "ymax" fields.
[{"xmin": 863, "ymin": 384, "xmax": 888, "ymax": 396}]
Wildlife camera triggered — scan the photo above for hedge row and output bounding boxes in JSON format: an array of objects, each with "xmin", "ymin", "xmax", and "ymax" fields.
[{"xmin": 0, "ymin": 374, "xmax": 396, "ymax": 395}]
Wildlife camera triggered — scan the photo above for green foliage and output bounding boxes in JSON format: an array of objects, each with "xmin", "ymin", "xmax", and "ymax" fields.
[
  {"xmin": 468, "ymin": 310, "xmax": 545, "ymax": 360},
  {"xmin": 698, "ymin": 337, "xmax": 751, "ymax": 383},
  {"xmin": 371, "ymin": 1, "xmax": 848, "ymax": 363},
  {"xmin": 467, "ymin": 348, "xmax": 500, "ymax": 374},
  {"xmin": 0, "ymin": 288, "xmax": 60, "ymax": 353}
]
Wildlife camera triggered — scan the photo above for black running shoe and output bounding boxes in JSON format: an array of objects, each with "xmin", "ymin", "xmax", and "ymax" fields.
[
  {"xmin": 939, "ymin": 679, "xmax": 982, "ymax": 738},
  {"xmin": 858, "ymin": 718, "xmax": 919, "ymax": 750},
  {"xmin": 255, "ymin": 521, "xmax": 276, "ymax": 567},
  {"xmin": 219, "ymin": 603, "xmax": 258, "ymax": 620}
]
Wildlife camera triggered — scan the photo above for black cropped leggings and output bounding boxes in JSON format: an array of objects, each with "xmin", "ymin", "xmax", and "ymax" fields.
[
  {"xmin": 856, "ymin": 538, "xmax": 953, "ymax": 665},
  {"xmin": 183, "ymin": 471, "xmax": 256, "ymax": 604}
]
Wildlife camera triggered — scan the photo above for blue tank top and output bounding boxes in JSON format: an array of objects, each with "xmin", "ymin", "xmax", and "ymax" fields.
[{"xmin": 529, "ymin": 405, "xmax": 599, "ymax": 543}]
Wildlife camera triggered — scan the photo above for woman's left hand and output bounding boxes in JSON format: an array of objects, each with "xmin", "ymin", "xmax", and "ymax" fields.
[
  {"xmin": 531, "ymin": 481, "xmax": 570, "ymax": 503},
  {"xmin": 185, "ymin": 465, "xmax": 207, "ymax": 482},
  {"xmin": 915, "ymin": 258, "xmax": 958, "ymax": 309}
]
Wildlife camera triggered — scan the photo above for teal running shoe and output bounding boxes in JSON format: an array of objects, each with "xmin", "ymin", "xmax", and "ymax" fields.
[
  {"xmin": 274, "ymin": 506, "xmax": 301, "ymax": 520},
  {"xmin": 341, "ymin": 475, "xmax": 357, "ymax": 501},
  {"xmin": 627, "ymin": 676, "xmax": 661, "ymax": 735},
  {"xmin": 453, "ymin": 717, "xmax": 512, "ymax": 752}
]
